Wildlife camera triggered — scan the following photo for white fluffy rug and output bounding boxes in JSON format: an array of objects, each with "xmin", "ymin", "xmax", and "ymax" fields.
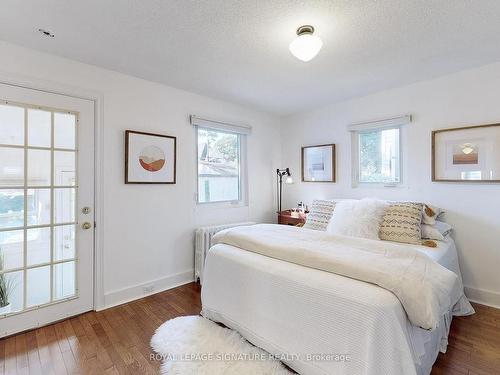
[{"xmin": 151, "ymin": 316, "xmax": 293, "ymax": 374}]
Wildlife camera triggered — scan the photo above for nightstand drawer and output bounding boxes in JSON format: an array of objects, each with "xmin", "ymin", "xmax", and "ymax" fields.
[{"xmin": 277, "ymin": 210, "xmax": 306, "ymax": 226}]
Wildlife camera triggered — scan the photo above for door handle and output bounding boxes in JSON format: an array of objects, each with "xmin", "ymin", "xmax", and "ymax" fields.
[{"xmin": 82, "ymin": 222, "xmax": 92, "ymax": 230}]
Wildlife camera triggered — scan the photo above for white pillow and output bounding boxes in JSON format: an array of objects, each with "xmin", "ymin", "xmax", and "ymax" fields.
[
  {"xmin": 326, "ymin": 198, "xmax": 388, "ymax": 240},
  {"xmin": 421, "ymin": 221, "xmax": 452, "ymax": 241},
  {"xmin": 421, "ymin": 224, "xmax": 445, "ymax": 241}
]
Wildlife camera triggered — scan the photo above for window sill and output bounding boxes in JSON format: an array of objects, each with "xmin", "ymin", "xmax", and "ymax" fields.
[
  {"xmin": 352, "ymin": 182, "xmax": 409, "ymax": 189},
  {"xmin": 195, "ymin": 200, "xmax": 248, "ymax": 210}
]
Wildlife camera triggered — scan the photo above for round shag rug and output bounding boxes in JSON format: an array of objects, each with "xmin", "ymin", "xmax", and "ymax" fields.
[{"xmin": 150, "ymin": 316, "xmax": 293, "ymax": 374}]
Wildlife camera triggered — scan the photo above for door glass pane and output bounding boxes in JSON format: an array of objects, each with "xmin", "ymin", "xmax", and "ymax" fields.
[
  {"xmin": 27, "ymin": 109, "xmax": 51, "ymax": 147},
  {"xmin": 0, "ymin": 101, "xmax": 79, "ymax": 317},
  {"xmin": 54, "ymin": 151, "xmax": 76, "ymax": 186},
  {"xmin": 0, "ymin": 271, "xmax": 23, "ymax": 313},
  {"xmin": 27, "ymin": 149, "xmax": 51, "ymax": 186},
  {"xmin": 54, "ymin": 113, "xmax": 76, "ymax": 149},
  {"xmin": 54, "ymin": 188, "xmax": 75, "ymax": 223},
  {"xmin": 53, "ymin": 261, "xmax": 75, "ymax": 300},
  {"xmin": 0, "ymin": 189, "xmax": 24, "ymax": 229},
  {"xmin": 27, "ymin": 188, "xmax": 51, "ymax": 226},
  {"xmin": 26, "ymin": 265, "xmax": 50, "ymax": 307},
  {"xmin": 0, "ymin": 147, "xmax": 24, "ymax": 187},
  {"xmin": 27, "ymin": 227, "xmax": 51, "ymax": 266},
  {"xmin": 0, "ymin": 230, "xmax": 23, "ymax": 270},
  {"xmin": 0, "ymin": 104, "xmax": 24, "ymax": 146},
  {"xmin": 54, "ymin": 225, "xmax": 75, "ymax": 261}
]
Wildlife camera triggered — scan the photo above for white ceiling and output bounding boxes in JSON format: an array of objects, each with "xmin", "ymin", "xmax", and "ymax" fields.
[{"xmin": 1, "ymin": 0, "xmax": 500, "ymax": 115}]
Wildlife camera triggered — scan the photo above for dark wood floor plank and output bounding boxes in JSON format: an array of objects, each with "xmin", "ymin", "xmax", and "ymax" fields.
[
  {"xmin": 34, "ymin": 328, "xmax": 55, "ymax": 375},
  {"xmin": 24, "ymin": 331, "xmax": 42, "ymax": 375},
  {"xmin": 14, "ymin": 334, "xmax": 28, "ymax": 372},
  {"xmin": 4, "ymin": 336, "xmax": 17, "ymax": 375},
  {"xmin": 1, "ymin": 282, "xmax": 499, "ymax": 374},
  {"xmin": 78, "ymin": 315, "xmax": 113, "ymax": 370},
  {"xmin": 0, "ymin": 337, "xmax": 5, "ymax": 375},
  {"xmin": 43, "ymin": 325, "xmax": 68, "ymax": 375}
]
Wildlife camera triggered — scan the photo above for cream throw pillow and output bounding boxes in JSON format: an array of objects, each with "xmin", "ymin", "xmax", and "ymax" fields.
[
  {"xmin": 303, "ymin": 199, "xmax": 336, "ymax": 231},
  {"xmin": 379, "ymin": 202, "xmax": 423, "ymax": 245},
  {"xmin": 326, "ymin": 198, "xmax": 388, "ymax": 240}
]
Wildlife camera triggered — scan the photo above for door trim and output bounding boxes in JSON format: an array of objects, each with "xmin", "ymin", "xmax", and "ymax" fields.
[{"xmin": 0, "ymin": 71, "xmax": 105, "ymax": 310}]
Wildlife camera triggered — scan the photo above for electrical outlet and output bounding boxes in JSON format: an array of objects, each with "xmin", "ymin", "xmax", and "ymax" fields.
[{"xmin": 143, "ymin": 284, "xmax": 154, "ymax": 294}]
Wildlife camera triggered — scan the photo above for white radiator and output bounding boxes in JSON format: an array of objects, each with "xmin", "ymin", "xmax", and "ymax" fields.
[{"xmin": 195, "ymin": 222, "xmax": 255, "ymax": 284}]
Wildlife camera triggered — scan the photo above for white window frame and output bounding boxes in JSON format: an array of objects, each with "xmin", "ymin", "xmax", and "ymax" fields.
[
  {"xmin": 349, "ymin": 115, "xmax": 411, "ymax": 188},
  {"xmin": 191, "ymin": 116, "xmax": 249, "ymax": 208}
]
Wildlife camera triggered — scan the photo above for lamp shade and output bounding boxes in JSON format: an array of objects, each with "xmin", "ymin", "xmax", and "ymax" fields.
[
  {"xmin": 289, "ymin": 33, "xmax": 323, "ymax": 62},
  {"xmin": 285, "ymin": 176, "xmax": 293, "ymax": 184}
]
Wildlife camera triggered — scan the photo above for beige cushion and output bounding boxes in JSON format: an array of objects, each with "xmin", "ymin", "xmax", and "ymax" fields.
[
  {"xmin": 303, "ymin": 199, "xmax": 336, "ymax": 231},
  {"xmin": 379, "ymin": 202, "xmax": 423, "ymax": 244}
]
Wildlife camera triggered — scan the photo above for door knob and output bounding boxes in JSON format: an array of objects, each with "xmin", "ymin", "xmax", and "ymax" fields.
[{"xmin": 82, "ymin": 222, "xmax": 92, "ymax": 230}]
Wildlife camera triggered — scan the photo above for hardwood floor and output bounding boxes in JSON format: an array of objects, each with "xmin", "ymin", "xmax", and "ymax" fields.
[{"xmin": 1, "ymin": 282, "xmax": 499, "ymax": 374}]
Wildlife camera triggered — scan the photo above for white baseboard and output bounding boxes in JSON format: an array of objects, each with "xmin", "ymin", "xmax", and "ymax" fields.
[
  {"xmin": 100, "ymin": 269, "xmax": 195, "ymax": 310},
  {"xmin": 464, "ymin": 286, "xmax": 500, "ymax": 309}
]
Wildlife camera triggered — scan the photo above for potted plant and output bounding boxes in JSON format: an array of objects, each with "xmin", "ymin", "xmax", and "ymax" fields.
[{"xmin": 0, "ymin": 252, "xmax": 13, "ymax": 314}]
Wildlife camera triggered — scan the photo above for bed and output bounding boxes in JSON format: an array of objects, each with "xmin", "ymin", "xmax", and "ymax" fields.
[{"xmin": 201, "ymin": 224, "xmax": 474, "ymax": 375}]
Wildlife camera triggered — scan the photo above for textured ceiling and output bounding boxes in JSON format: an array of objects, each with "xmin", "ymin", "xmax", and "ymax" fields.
[{"xmin": 1, "ymin": 0, "xmax": 500, "ymax": 115}]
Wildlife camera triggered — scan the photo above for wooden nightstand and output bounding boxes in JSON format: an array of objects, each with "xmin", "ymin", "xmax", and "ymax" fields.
[{"xmin": 277, "ymin": 210, "xmax": 306, "ymax": 226}]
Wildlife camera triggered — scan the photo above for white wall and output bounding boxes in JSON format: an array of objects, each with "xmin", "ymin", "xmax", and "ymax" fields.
[
  {"xmin": 281, "ymin": 62, "xmax": 500, "ymax": 307},
  {"xmin": 0, "ymin": 41, "xmax": 281, "ymax": 308}
]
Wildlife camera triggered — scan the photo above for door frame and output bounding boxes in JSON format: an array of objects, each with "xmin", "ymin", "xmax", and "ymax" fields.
[{"xmin": 0, "ymin": 71, "xmax": 106, "ymax": 311}]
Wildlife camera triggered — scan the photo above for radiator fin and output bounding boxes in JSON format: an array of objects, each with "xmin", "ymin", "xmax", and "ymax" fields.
[{"xmin": 195, "ymin": 222, "xmax": 255, "ymax": 284}]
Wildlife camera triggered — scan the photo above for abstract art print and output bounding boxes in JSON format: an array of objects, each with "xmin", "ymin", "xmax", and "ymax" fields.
[
  {"xmin": 432, "ymin": 123, "xmax": 500, "ymax": 182},
  {"xmin": 301, "ymin": 144, "xmax": 336, "ymax": 182},
  {"xmin": 125, "ymin": 130, "xmax": 176, "ymax": 184}
]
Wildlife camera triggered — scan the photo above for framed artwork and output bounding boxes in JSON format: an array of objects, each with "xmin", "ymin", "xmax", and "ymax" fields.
[
  {"xmin": 432, "ymin": 123, "xmax": 500, "ymax": 182},
  {"xmin": 125, "ymin": 130, "xmax": 176, "ymax": 184},
  {"xmin": 301, "ymin": 144, "xmax": 336, "ymax": 182}
]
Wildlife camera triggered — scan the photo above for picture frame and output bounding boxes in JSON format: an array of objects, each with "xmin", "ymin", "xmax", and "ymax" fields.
[
  {"xmin": 432, "ymin": 123, "xmax": 500, "ymax": 183},
  {"xmin": 301, "ymin": 144, "xmax": 336, "ymax": 182},
  {"xmin": 125, "ymin": 130, "xmax": 176, "ymax": 184}
]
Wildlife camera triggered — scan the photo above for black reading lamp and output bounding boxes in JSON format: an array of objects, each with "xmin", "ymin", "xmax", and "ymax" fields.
[{"xmin": 276, "ymin": 168, "xmax": 293, "ymax": 212}]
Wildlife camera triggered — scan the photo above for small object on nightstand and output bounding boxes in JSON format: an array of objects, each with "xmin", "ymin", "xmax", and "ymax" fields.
[
  {"xmin": 278, "ymin": 210, "xmax": 306, "ymax": 226},
  {"xmin": 297, "ymin": 201, "xmax": 305, "ymax": 213}
]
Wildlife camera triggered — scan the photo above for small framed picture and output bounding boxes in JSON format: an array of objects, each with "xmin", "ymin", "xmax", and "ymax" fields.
[
  {"xmin": 432, "ymin": 123, "xmax": 500, "ymax": 182},
  {"xmin": 125, "ymin": 130, "xmax": 176, "ymax": 184},
  {"xmin": 301, "ymin": 144, "xmax": 336, "ymax": 182}
]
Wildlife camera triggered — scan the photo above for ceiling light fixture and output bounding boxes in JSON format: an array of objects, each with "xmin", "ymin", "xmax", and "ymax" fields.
[
  {"xmin": 38, "ymin": 28, "xmax": 55, "ymax": 38},
  {"xmin": 289, "ymin": 25, "xmax": 322, "ymax": 62}
]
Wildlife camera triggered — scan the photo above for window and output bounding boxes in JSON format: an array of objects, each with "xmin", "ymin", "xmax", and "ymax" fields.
[
  {"xmin": 196, "ymin": 127, "xmax": 244, "ymax": 204},
  {"xmin": 350, "ymin": 115, "xmax": 410, "ymax": 186},
  {"xmin": 358, "ymin": 127, "xmax": 400, "ymax": 183}
]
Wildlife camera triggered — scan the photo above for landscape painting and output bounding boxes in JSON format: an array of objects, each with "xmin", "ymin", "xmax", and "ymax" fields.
[
  {"xmin": 125, "ymin": 130, "xmax": 176, "ymax": 184},
  {"xmin": 301, "ymin": 144, "xmax": 336, "ymax": 182},
  {"xmin": 452, "ymin": 142, "xmax": 479, "ymax": 165},
  {"xmin": 432, "ymin": 123, "xmax": 500, "ymax": 182}
]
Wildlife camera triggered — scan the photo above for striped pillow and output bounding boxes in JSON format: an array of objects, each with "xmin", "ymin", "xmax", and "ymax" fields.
[
  {"xmin": 379, "ymin": 202, "xmax": 423, "ymax": 244},
  {"xmin": 303, "ymin": 200, "xmax": 336, "ymax": 231}
]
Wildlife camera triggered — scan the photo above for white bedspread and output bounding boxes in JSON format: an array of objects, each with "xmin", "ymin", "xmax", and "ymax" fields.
[
  {"xmin": 202, "ymin": 225, "xmax": 474, "ymax": 375},
  {"xmin": 212, "ymin": 224, "xmax": 463, "ymax": 330}
]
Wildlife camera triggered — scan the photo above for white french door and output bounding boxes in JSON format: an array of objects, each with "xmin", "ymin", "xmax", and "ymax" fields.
[{"xmin": 0, "ymin": 83, "xmax": 94, "ymax": 337}]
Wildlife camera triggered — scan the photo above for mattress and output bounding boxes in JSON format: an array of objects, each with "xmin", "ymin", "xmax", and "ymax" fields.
[{"xmin": 201, "ymin": 236, "xmax": 473, "ymax": 375}]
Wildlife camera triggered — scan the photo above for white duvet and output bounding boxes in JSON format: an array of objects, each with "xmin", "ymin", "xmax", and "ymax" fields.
[
  {"xmin": 202, "ymin": 227, "xmax": 474, "ymax": 375},
  {"xmin": 212, "ymin": 224, "xmax": 463, "ymax": 330}
]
